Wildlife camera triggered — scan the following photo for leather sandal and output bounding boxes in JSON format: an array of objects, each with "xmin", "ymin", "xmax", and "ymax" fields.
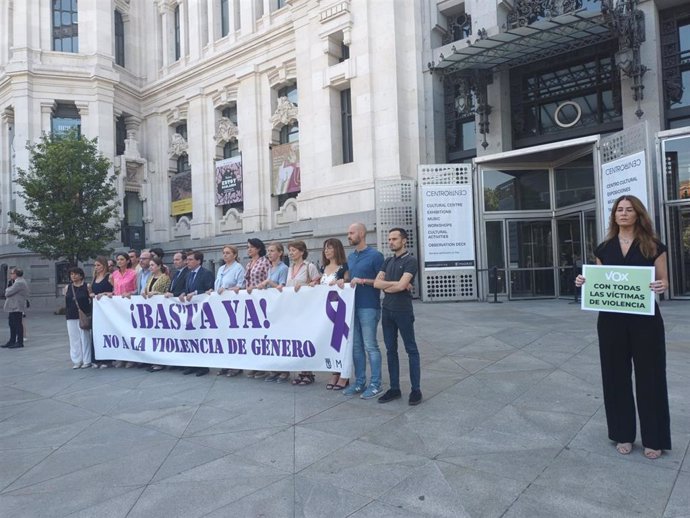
[
  {"xmin": 291, "ymin": 373, "xmax": 315, "ymax": 386},
  {"xmin": 616, "ymin": 442, "xmax": 632, "ymax": 455},
  {"xmin": 332, "ymin": 380, "xmax": 349, "ymax": 391},
  {"xmin": 644, "ymin": 448, "xmax": 661, "ymax": 459}
]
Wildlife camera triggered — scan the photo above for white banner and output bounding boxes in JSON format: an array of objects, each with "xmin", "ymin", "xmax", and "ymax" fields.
[
  {"xmin": 601, "ymin": 151, "xmax": 648, "ymax": 216},
  {"xmin": 421, "ymin": 185, "xmax": 475, "ymax": 268},
  {"xmin": 93, "ymin": 286, "xmax": 355, "ymax": 376}
]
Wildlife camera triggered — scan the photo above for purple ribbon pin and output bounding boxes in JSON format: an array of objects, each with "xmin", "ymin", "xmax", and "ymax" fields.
[{"xmin": 326, "ymin": 290, "xmax": 349, "ymax": 352}]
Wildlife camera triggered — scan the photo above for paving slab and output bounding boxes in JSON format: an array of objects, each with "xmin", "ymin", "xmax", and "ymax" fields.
[{"xmin": 0, "ymin": 300, "xmax": 687, "ymax": 517}]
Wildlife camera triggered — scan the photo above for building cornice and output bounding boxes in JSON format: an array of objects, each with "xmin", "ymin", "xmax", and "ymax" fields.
[{"xmin": 141, "ymin": 20, "xmax": 295, "ymax": 102}]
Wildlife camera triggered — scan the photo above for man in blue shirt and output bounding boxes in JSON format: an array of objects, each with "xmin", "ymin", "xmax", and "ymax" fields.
[{"xmin": 339, "ymin": 223, "xmax": 385, "ymax": 399}]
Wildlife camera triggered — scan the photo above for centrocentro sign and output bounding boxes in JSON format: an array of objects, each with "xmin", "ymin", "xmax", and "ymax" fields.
[
  {"xmin": 580, "ymin": 264, "xmax": 655, "ymax": 316},
  {"xmin": 420, "ymin": 185, "xmax": 475, "ymax": 268}
]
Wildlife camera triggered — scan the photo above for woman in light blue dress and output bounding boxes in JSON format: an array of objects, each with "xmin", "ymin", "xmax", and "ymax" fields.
[
  {"xmin": 259, "ymin": 242, "xmax": 288, "ymax": 290},
  {"xmin": 213, "ymin": 245, "xmax": 246, "ymax": 377},
  {"xmin": 212, "ymin": 245, "xmax": 246, "ymax": 293},
  {"xmin": 261, "ymin": 242, "xmax": 290, "ymax": 383}
]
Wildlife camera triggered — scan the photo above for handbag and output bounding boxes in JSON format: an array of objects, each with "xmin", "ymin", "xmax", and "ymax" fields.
[{"xmin": 71, "ymin": 284, "xmax": 92, "ymax": 330}]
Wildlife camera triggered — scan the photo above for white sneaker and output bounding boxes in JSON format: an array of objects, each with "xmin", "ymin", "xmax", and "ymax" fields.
[
  {"xmin": 81, "ymin": 363, "xmax": 92, "ymax": 369},
  {"xmin": 72, "ymin": 364, "xmax": 81, "ymax": 369}
]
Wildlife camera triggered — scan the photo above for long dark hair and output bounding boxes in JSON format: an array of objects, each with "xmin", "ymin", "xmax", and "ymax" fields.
[
  {"xmin": 605, "ymin": 195, "xmax": 659, "ymax": 259},
  {"xmin": 321, "ymin": 238, "xmax": 347, "ymax": 266}
]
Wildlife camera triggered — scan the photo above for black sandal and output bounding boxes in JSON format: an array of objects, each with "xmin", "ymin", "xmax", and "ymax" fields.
[
  {"xmin": 332, "ymin": 380, "xmax": 349, "ymax": 391},
  {"xmin": 291, "ymin": 373, "xmax": 315, "ymax": 386}
]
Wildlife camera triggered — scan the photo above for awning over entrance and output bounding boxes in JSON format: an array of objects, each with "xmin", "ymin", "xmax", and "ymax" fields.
[
  {"xmin": 474, "ymin": 135, "xmax": 599, "ymax": 167},
  {"xmin": 432, "ymin": 10, "xmax": 613, "ymax": 73}
]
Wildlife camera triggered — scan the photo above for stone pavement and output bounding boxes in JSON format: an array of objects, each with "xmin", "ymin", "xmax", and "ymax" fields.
[{"xmin": 0, "ymin": 300, "xmax": 688, "ymax": 518}]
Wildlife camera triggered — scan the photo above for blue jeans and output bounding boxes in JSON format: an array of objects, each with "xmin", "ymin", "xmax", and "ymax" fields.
[
  {"xmin": 382, "ymin": 308, "xmax": 420, "ymax": 392},
  {"xmin": 352, "ymin": 307, "xmax": 382, "ymax": 388}
]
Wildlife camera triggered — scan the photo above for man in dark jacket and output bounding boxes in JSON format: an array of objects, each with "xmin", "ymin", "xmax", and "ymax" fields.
[
  {"xmin": 165, "ymin": 251, "xmax": 190, "ymax": 297},
  {"xmin": 179, "ymin": 251, "xmax": 214, "ymax": 376}
]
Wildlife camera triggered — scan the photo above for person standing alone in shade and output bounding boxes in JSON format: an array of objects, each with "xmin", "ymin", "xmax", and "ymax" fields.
[
  {"xmin": 374, "ymin": 228, "xmax": 422, "ymax": 406},
  {"xmin": 3, "ymin": 268, "xmax": 29, "ymax": 349}
]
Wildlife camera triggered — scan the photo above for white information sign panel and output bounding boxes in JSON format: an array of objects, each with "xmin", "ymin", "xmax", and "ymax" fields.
[
  {"xmin": 600, "ymin": 151, "xmax": 648, "ymax": 216},
  {"xmin": 421, "ymin": 185, "xmax": 475, "ymax": 268}
]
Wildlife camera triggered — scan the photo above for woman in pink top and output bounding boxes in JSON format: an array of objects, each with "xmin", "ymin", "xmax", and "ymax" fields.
[{"xmin": 110, "ymin": 252, "xmax": 137, "ymax": 296}]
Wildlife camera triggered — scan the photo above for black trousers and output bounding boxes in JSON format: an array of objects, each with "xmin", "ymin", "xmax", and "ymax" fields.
[
  {"xmin": 8, "ymin": 311, "xmax": 23, "ymax": 344},
  {"xmin": 597, "ymin": 309, "xmax": 671, "ymax": 450}
]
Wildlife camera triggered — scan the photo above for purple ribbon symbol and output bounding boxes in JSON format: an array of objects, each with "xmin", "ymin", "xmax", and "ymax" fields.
[{"xmin": 326, "ymin": 290, "xmax": 349, "ymax": 352}]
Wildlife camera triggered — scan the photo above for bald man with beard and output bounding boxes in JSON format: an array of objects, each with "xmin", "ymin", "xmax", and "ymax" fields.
[{"xmin": 338, "ymin": 223, "xmax": 385, "ymax": 400}]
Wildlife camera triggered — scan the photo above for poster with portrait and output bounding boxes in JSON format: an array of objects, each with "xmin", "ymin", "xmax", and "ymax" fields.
[
  {"xmin": 215, "ymin": 156, "xmax": 243, "ymax": 206},
  {"xmin": 171, "ymin": 171, "xmax": 192, "ymax": 216},
  {"xmin": 271, "ymin": 142, "xmax": 301, "ymax": 195}
]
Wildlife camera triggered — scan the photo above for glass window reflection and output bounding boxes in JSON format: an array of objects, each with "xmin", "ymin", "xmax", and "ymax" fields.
[
  {"xmin": 483, "ymin": 169, "xmax": 550, "ymax": 211},
  {"xmin": 664, "ymin": 135, "xmax": 690, "ymax": 201},
  {"xmin": 555, "ymin": 155, "xmax": 595, "ymax": 207}
]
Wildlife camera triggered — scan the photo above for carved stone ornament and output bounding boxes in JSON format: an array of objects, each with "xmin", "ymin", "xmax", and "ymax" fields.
[
  {"xmin": 169, "ymin": 133, "xmax": 188, "ymax": 158},
  {"xmin": 214, "ymin": 117, "xmax": 239, "ymax": 144},
  {"xmin": 270, "ymin": 97, "xmax": 299, "ymax": 128}
]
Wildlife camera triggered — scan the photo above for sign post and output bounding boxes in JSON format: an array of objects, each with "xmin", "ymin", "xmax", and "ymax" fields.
[{"xmin": 420, "ymin": 185, "xmax": 475, "ymax": 268}]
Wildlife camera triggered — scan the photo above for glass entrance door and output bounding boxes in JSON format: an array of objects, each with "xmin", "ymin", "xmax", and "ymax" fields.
[
  {"xmin": 507, "ymin": 219, "xmax": 555, "ymax": 298},
  {"xmin": 667, "ymin": 205, "xmax": 690, "ymax": 296},
  {"xmin": 556, "ymin": 214, "xmax": 582, "ymax": 297}
]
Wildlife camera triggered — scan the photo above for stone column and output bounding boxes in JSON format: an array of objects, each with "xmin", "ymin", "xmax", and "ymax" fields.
[
  {"xmin": 159, "ymin": 2, "xmax": 173, "ymax": 67},
  {"xmin": 206, "ymin": 0, "xmax": 216, "ymax": 42},
  {"xmin": 231, "ymin": 0, "xmax": 240, "ymax": 32},
  {"xmin": 240, "ymin": 0, "xmax": 256, "ymax": 36},
  {"xmin": 9, "ymin": 93, "xmax": 31, "ymax": 219},
  {"xmin": 237, "ymin": 66, "xmax": 267, "ymax": 232},
  {"xmin": 40, "ymin": 101, "xmax": 56, "ymax": 134},
  {"xmin": 187, "ymin": 0, "xmax": 202, "ymax": 60},
  {"xmin": 187, "ymin": 92, "xmax": 215, "ymax": 238},
  {"xmin": 79, "ymin": 0, "xmax": 114, "ymax": 61},
  {"xmin": 0, "ymin": 109, "xmax": 14, "ymax": 240},
  {"xmin": 178, "ymin": 0, "xmax": 189, "ymax": 60},
  {"xmin": 0, "ymin": 1, "xmax": 9, "ymax": 65},
  {"xmin": 146, "ymin": 114, "xmax": 171, "ymax": 244},
  {"xmin": 75, "ymin": 102, "xmax": 91, "ymax": 138},
  {"xmin": 10, "ymin": 0, "xmax": 29, "ymax": 58}
]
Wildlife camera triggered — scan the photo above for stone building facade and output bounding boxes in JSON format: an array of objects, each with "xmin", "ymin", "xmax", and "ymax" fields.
[
  {"xmin": 428, "ymin": 0, "xmax": 690, "ymax": 300},
  {"xmin": 0, "ymin": 0, "xmax": 432, "ymax": 304},
  {"xmin": 1, "ymin": 0, "xmax": 690, "ymax": 303}
]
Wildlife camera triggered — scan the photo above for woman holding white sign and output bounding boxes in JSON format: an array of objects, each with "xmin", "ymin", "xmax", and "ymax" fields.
[
  {"xmin": 244, "ymin": 238, "xmax": 271, "ymax": 379},
  {"xmin": 320, "ymin": 238, "xmax": 350, "ymax": 390},
  {"xmin": 213, "ymin": 245, "xmax": 246, "ymax": 377},
  {"xmin": 288, "ymin": 240, "xmax": 321, "ymax": 386},
  {"xmin": 575, "ymin": 195, "xmax": 670, "ymax": 459}
]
